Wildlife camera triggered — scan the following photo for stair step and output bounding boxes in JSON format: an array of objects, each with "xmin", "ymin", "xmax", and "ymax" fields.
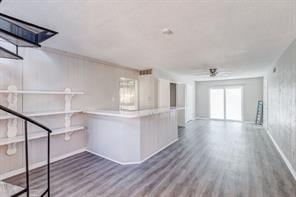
[
  {"xmin": 19, "ymin": 190, "xmax": 42, "ymax": 197},
  {"xmin": 0, "ymin": 181, "xmax": 43, "ymax": 197},
  {"xmin": 0, "ymin": 181, "xmax": 24, "ymax": 197}
]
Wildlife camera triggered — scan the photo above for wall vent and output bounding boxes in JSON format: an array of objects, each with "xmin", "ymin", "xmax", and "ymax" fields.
[{"xmin": 139, "ymin": 69, "xmax": 152, "ymax": 76}]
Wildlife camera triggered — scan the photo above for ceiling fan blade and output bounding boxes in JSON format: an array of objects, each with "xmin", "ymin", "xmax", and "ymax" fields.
[
  {"xmin": 217, "ymin": 73, "xmax": 230, "ymax": 77},
  {"xmin": 194, "ymin": 74, "xmax": 210, "ymax": 77},
  {"xmin": 219, "ymin": 71, "xmax": 232, "ymax": 73},
  {"xmin": 193, "ymin": 70, "xmax": 208, "ymax": 73}
]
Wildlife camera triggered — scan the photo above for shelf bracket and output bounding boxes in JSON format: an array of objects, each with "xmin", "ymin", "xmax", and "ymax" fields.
[
  {"xmin": 64, "ymin": 88, "xmax": 73, "ymax": 141},
  {"xmin": 64, "ymin": 132, "xmax": 72, "ymax": 141},
  {"xmin": 7, "ymin": 143, "xmax": 17, "ymax": 155},
  {"xmin": 64, "ymin": 88, "xmax": 73, "ymax": 111},
  {"xmin": 64, "ymin": 113, "xmax": 73, "ymax": 141},
  {"xmin": 7, "ymin": 85, "xmax": 18, "ymax": 111},
  {"xmin": 6, "ymin": 85, "xmax": 18, "ymax": 155}
]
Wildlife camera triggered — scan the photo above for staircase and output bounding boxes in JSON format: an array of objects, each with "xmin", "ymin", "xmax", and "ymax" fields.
[
  {"xmin": 0, "ymin": 181, "xmax": 24, "ymax": 197},
  {"xmin": 0, "ymin": 182, "xmax": 42, "ymax": 197},
  {"xmin": 0, "ymin": 12, "xmax": 57, "ymax": 197},
  {"xmin": 0, "ymin": 105, "xmax": 52, "ymax": 197},
  {"xmin": 0, "ymin": 12, "xmax": 57, "ymax": 59}
]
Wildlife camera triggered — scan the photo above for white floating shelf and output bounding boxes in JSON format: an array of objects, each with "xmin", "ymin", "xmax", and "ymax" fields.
[
  {"xmin": 0, "ymin": 90, "xmax": 84, "ymax": 95},
  {"xmin": 0, "ymin": 126, "xmax": 85, "ymax": 146},
  {"xmin": 0, "ymin": 110, "xmax": 83, "ymax": 120}
]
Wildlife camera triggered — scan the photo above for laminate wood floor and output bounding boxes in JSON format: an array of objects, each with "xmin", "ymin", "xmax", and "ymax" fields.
[{"xmin": 5, "ymin": 120, "xmax": 296, "ymax": 197}]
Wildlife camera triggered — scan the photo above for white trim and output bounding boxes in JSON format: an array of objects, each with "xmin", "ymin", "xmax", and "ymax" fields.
[
  {"xmin": 194, "ymin": 116, "xmax": 209, "ymax": 120},
  {"xmin": 194, "ymin": 117, "xmax": 254, "ymax": 124},
  {"xmin": 0, "ymin": 148, "xmax": 86, "ymax": 180},
  {"xmin": 265, "ymin": 128, "xmax": 296, "ymax": 181},
  {"xmin": 140, "ymin": 138, "xmax": 178, "ymax": 163},
  {"xmin": 86, "ymin": 138, "xmax": 179, "ymax": 165},
  {"xmin": 244, "ymin": 121, "xmax": 254, "ymax": 124},
  {"xmin": 85, "ymin": 150, "xmax": 140, "ymax": 165}
]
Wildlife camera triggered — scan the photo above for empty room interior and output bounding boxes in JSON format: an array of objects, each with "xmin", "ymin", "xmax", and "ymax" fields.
[{"xmin": 0, "ymin": 1, "xmax": 296, "ymax": 197}]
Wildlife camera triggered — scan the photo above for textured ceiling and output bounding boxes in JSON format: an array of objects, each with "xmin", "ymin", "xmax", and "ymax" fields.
[{"xmin": 1, "ymin": 0, "xmax": 296, "ymax": 80}]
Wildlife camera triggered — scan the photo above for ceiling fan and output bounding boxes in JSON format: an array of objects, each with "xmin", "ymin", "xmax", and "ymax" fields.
[{"xmin": 194, "ymin": 67, "xmax": 231, "ymax": 78}]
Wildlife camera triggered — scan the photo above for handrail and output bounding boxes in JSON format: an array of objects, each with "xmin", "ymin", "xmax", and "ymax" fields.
[
  {"xmin": 0, "ymin": 105, "xmax": 52, "ymax": 133},
  {"xmin": 0, "ymin": 104, "xmax": 51, "ymax": 197}
]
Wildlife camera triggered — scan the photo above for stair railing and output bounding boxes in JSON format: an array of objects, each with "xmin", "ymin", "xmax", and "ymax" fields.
[{"xmin": 0, "ymin": 105, "xmax": 52, "ymax": 197}]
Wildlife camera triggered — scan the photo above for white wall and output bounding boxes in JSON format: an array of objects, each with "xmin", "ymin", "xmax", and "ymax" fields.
[
  {"xmin": 195, "ymin": 77, "xmax": 263, "ymax": 122},
  {"xmin": 158, "ymin": 79, "xmax": 170, "ymax": 108},
  {"xmin": 138, "ymin": 75, "xmax": 158, "ymax": 109},
  {"xmin": 185, "ymin": 82, "xmax": 195, "ymax": 122},
  {"xmin": 176, "ymin": 84, "xmax": 186, "ymax": 126},
  {"xmin": 265, "ymin": 39, "xmax": 296, "ymax": 173},
  {"xmin": 138, "ymin": 69, "xmax": 194, "ymax": 126},
  {"xmin": 263, "ymin": 77, "xmax": 268, "ymax": 128},
  {"xmin": 0, "ymin": 47, "xmax": 138, "ymax": 176},
  {"xmin": 139, "ymin": 68, "xmax": 196, "ymax": 123},
  {"xmin": 176, "ymin": 84, "xmax": 185, "ymax": 107}
]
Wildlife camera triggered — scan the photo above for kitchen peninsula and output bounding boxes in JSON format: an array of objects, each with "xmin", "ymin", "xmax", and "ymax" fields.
[{"xmin": 85, "ymin": 107, "xmax": 183, "ymax": 164}]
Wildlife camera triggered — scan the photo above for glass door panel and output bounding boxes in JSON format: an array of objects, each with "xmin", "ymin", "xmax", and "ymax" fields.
[
  {"xmin": 225, "ymin": 87, "xmax": 242, "ymax": 121},
  {"xmin": 210, "ymin": 89, "xmax": 225, "ymax": 119}
]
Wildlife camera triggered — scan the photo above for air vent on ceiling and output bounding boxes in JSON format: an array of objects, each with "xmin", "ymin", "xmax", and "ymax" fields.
[{"xmin": 139, "ymin": 69, "xmax": 152, "ymax": 76}]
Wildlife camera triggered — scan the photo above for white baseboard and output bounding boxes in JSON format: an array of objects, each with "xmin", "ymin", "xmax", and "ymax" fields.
[
  {"xmin": 86, "ymin": 150, "xmax": 139, "ymax": 165},
  {"xmin": 87, "ymin": 138, "xmax": 179, "ymax": 165},
  {"xmin": 194, "ymin": 117, "xmax": 209, "ymax": 120},
  {"xmin": 0, "ymin": 148, "xmax": 86, "ymax": 181},
  {"xmin": 265, "ymin": 128, "xmax": 296, "ymax": 181},
  {"xmin": 140, "ymin": 138, "xmax": 179, "ymax": 163},
  {"xmin": 244, "ymin": 121, "xmax": 255, "ymax": 124},
  {"xmin": 194, "ymin": 117, "xmax": 254, "ymax": 124}
]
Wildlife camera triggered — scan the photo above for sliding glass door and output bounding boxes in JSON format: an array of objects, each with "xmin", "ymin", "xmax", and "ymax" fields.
[{"xmin": 210, "ymin": 87, "xmax": 243, "ymax": 121}]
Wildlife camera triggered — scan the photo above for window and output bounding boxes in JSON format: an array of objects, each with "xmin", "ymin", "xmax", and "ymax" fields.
[
  {"xmin": 119, "ymin": 78, "xmax": 138, "ymax": 111},
  {"xmin": 210, "ymin": 87, "xmax": 243, "ymax": 121}
]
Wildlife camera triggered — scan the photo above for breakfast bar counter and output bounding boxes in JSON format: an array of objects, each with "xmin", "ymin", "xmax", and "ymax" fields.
[{"xmin": 85, "ymin": 107, "xmax": 183, "ymax": 164}]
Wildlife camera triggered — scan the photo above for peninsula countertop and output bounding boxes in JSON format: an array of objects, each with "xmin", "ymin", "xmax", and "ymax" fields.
[{"xmin": 84, "ymin": 107, "xmax": 185, "ymax": 118}]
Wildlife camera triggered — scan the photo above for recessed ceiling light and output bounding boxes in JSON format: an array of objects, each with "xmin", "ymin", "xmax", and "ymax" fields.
[{"xmin": 162, "ymin": 28, "xmax": 173, "ymax": 35}]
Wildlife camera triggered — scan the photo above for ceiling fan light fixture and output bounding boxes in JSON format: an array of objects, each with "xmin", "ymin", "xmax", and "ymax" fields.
[
  {"xmin": 162, "ymin": 28, "xmax": 173, "ymax": 35},
  {"xmin": 209, "ymin": 68, "xmax": 217, "ymax": 77}
]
